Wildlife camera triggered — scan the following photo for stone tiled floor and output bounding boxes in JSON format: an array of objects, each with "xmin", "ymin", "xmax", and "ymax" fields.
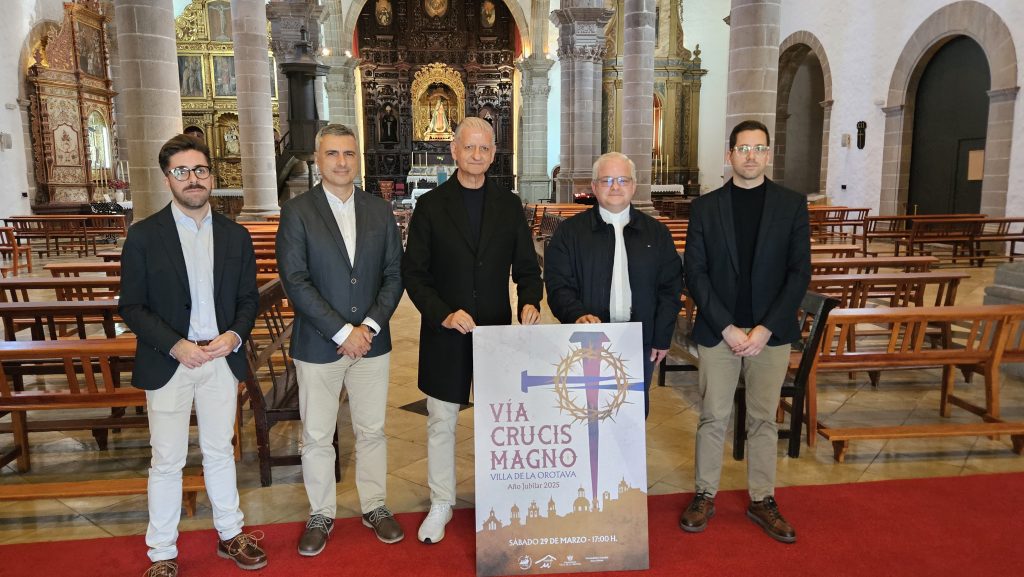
[{"xmin": 2, "ymin": 247, "xmax": 1024, "ymax": 546}]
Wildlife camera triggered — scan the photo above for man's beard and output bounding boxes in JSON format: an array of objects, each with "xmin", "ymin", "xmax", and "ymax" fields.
[{"xmin": 175, "ymin": 185, "xmax": 210, "ymax": 209}]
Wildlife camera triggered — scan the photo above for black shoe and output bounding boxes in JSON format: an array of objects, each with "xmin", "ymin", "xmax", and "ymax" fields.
[
  {"xmin": 297, "ymin": 514, "xmax": 334, "ymax": 557},
  {"xmin": 747, "ymin": 496, "xmax": 796, "ymax": 544},
  {"xmin": 679, "ymin": 493, "xmax": 715, "ymax": 533}
]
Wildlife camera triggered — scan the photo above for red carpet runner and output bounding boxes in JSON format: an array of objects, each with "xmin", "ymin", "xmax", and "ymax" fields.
[{"xmin": 2, "ymin": 473, "xmax": 1020, "ymax": 577}]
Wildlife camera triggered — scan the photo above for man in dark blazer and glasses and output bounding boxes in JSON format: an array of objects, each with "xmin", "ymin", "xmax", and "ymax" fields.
[
  {"xmin": 679, "ymin": 120, "xmax": 811, "ymax": 544},
  {"xmin": 119, "ymin": 134, "xmax": 264, "ymax": 577}
]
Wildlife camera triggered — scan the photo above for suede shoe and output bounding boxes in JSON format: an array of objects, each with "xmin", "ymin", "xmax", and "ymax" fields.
[
  {"xmin": 679, "ymin": 493, "xmax": 715, "ymax": 533},
  {"xmin": 143, "ymin": 559, "xmax": 178, "ymax": 577},
  {"xmin": 747, "ymin": 496, "xmax": 796, "ymax": 544},
  {"xmin": 362, "ymin": 505, "xmax": 404, "ymax": 543},
  {"xmin": 297, "ymin": 515, "xmax": 334, "ymax": 557},
  {"xmin": 217, "ymin": 531, "xmax": 268, "ymax": 570}
]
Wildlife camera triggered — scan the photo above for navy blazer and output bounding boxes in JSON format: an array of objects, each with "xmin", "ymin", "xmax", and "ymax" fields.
[
  {"xmin": 276, "ymin": 185, "xmax": 404, "ymax": 363},
  {"xmin": 118, "ymin": 203, "xmax": 259, "ymax": 390},
  {"xmin": 544, "ymin": 205, "xmax": 683, "ymax": 350},
  {"xmin": 683, "ymin": 178, "xmax": 811, "ymax": 347}
]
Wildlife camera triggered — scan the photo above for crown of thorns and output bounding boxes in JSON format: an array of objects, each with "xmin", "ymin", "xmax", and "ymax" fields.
[{"xmin": 551, "ymin": 344, "xmax": 632, "ymax": 422}]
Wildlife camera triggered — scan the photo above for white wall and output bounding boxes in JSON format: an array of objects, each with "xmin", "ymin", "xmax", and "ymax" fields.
[
  {"xmin": 780, "ymin": 0, "xmax": 1024, "ymax": 214},
  {"xmin": 0, "ymin": 0, "xmax": 65, "ymax": 218},
  {"xmin": 682, "ymin": 0, "xmax": 729, "ymax": 192}
]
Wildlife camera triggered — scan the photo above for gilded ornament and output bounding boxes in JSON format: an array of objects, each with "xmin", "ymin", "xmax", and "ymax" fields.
[
  {"xmin": 376, "ymin": 0, "xmax": 393, "ymax": 26},
  {"xmin": 424, "ymin": 0, "xmax": 447, "ymax": 18}
]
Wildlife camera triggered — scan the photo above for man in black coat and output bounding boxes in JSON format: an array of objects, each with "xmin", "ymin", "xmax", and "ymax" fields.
[
  {"xmin": 119, "ymin": 135, "xmax": 264, "ymax": 577},
  {"xmin": 544, "ymin": 151, "xmax": 683, "ymax": 415},
  {"xmin": 277, "ymin": 124, "xmax": 405, "ymax": 553},
  {"xmin": 402, "ymin": 117, "xmax": 543, "ymax": 544},
  {"xmin": 678, "ymin": 120, "xmax": 811, "ymax": 544}
]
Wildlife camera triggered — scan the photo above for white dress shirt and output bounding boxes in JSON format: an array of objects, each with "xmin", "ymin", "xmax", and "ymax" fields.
[
  {"xmin": 324, "ymin": 189, "xmax": 381, "ymax": 345},
  {"xmin": 600, "ymin": 205, "xmax": 632, "ymax": 323},
  {"xmin": 171, "ymin": 202, "xmax": 218, "ymax": 341}
]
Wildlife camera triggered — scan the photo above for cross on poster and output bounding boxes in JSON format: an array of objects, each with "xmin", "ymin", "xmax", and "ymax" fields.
[{"xmin": 473, "ymin": 323, "xmax": 649, "ymax": 576}]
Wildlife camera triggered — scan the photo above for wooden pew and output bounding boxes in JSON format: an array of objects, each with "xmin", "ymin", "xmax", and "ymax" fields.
[
  {"xmin": 243, "ymin": 278, "xmax": 338, "ymax": 486},
  {"xmin": 0, "ymin": 227, "xmax": 33, "ymax": 276},
  {"xmin": 857, "ymin": 213, "xmax": 984, "ymax": 257},
  {"xmin": 811, "ymin": 305, "xmax": 1024, "ymax": 462},
  {"xmin": 45, "ymin": 262, "xmax": 121, "ymax": 278},
  {"xmin": 0, "ymin": 338, "xmax": 204, "ymax": 514},
  {"xmin": 0, "ymin": 277, "xmax": 122, "ymax": 303},
  {"xmin": 973, "ymin": 217, "xmax": 1024, "ymax": 264},
  {"xmin": 899, "ymin": 217, "xmax": 985, "ymax": 265},
  {"xmin": 807, "ymin": 271, "xmax": 968, "ymax": 309},
  {"xmin": 811, "ymin": 256, "xmax": 937, "ymax": 275}
]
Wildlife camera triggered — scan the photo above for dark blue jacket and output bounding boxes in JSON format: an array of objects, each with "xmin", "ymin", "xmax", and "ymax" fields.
[{"xmin": 544, "ymin": 205, "xmax": 683, "ymax": 350}]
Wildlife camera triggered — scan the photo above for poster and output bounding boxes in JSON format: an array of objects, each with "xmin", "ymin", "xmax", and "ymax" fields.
[{"xmin": 473, "ymin": 323, "xmax": 649, "ymax": 576}]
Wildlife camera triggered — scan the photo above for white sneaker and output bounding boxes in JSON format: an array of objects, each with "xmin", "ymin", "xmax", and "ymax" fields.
[{"xmin": 417, "ymin": 502, "xmax": 453, "ymax": 544}]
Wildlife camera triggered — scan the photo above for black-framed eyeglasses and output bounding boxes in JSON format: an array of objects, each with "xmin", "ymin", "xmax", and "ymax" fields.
[
  {"xmin": 732, "ymin": 145, "xmax": 770, "ymax": 156},
  {"xmin": 166, "ymin": 165, "xmax": 212, "ymax": 181},
  {"xmin": 595, "ymin": 176, "xmax": 634, "ymax": 188}
]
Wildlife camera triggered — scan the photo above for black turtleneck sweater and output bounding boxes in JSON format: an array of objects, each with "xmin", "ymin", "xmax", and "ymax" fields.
[{"xmin": 731, "ymin": 181, "xmax": 767, "ymax": 328}]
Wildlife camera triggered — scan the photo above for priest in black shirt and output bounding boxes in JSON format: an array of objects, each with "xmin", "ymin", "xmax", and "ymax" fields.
[{"xmin": 678, "ymin": 120, "xmax": 811, "ymax": 544}]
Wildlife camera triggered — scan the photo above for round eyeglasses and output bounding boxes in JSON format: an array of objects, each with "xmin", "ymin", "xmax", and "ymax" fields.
[{"xmin": 166, "ymin": 165, "xmax": 212, "ymax": 181}]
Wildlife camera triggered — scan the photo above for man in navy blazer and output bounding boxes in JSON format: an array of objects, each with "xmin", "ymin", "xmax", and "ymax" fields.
[
  {"xmin": 679, "ymin": 120, "xmax": 810, "ymax": 544},
  {"xmin": 277, "ymin": 124, "xmax": 405, "ymax": 554},
  {"xmin": 119, "ymin": 134, "xmax": 263, "ymax": 577}
]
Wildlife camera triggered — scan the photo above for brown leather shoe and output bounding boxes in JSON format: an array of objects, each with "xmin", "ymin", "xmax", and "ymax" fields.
[
  {"xmin": 362, "ymin": 505, "xmax": 404, "ymax": 543},
  {"xmin": 298, "ymin": 515, "xmax": 334, "ymax": 557},
  {"xmin": 143, "ymin": 559, "xmax": 178, "ymax": 577},
  {"xmin": 217, "ymin": 531, "xmax": 268, "ymax": 570},
  {"xmin": 679, "ymin": 493, "xmax": 715, "ymax": 533},
  {"xmin": 747, "ymin": 496, "xmax": 796, "ymax": 543}
]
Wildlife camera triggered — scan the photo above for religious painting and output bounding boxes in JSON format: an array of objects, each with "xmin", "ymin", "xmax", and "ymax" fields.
[
  {"xmin": 480, "ymin": 0, "xmax": 496, "ymax": 29},
  {"xmin": 177, "ymin": 55, "xmax": 205, "ymax": 97},
  {"xmin": 424, "ymin": 96, "xmax": 453, "ymax": 140},
  {"xmin": 213, "ymin": 55, "xmax": 236, "ymax": 97},
  {"xmin": 207, "ymin": 0, "xmax": 233, "ymax": 42},
  {"xmin": 424, "ymin": 0, "xmax": 447, "ymax": 18},
  {"xmin": 76, "ymin": 21, "xmax": 103, "ymax": 77},
  {"xmin": 376, "ymin": 0, "xmax": 393, "ymax": 26}
]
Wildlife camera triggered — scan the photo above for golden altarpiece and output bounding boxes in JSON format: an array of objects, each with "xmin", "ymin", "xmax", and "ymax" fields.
[
  {"xmin": 175, "ymin": 0, "xmax": 280, "ymax": 194},
  {"xmin": 26, "ymin": 0, "xmax": 117, "ymax": 208},
  {"xmin": 603, "ymin": 0, "xmax": 705, "ymax": 192}
]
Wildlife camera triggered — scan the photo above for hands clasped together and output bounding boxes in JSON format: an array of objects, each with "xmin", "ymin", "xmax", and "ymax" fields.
[
  {"xmin": 171, "ymin": 332, "xmax": 241, "ymax": 369},
  {"xmin": 721, "ymin": 325, "xmax": 772, "ymax": 357}
]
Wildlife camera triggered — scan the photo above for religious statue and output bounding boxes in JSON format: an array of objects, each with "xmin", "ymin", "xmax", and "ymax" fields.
[
  {"xmin": 425, "ymin": 99, "xmax": 452, "ymax": 137},
  {"xmin": 481, "ymin": 0, "xmax": 496, "ymax": 29},
  {"xmin": 224, "ymin": 127, "xmax": 240, "ymax": 156},
  {"xmin": 376, "ymin": 0, "xmax": 393, "ymax": 26},
  {"xmin": 381, "ymin": 105, "xmax": 398, "ymax": 143}
]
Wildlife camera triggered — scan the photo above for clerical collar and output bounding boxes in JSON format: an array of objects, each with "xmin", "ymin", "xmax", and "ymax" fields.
[{"xmin": 599, "ymin": 205, "xmax": 630, "ymax": 225}]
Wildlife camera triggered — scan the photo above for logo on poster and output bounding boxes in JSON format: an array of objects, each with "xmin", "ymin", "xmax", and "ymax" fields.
[
  {"xmin": 517, "ymin": 555, "xmax": 532, "ymax": 570},
  {"xmin": 533, "ymin": 555, "xmax": 557, "ymax": 569}
]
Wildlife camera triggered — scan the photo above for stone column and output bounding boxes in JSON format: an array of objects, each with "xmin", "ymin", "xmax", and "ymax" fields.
[
  {"xmin": 551, "ymin": 5, "xmax": 614, "ymax": 202},
  {"xmin": 101, "ymin": 1, "xmax": 129, "ymax": 171},
  {"xmin": 231, "ymin": 0, "xmax": 279, "ymax": 216},
  {"xmin": 621, "ymin": 0, "xmax": 656, "ymax": 206},
  {"xmin": 725, "ymin": 0, "xmax": 781, "ymax": 178},
  {"xmin": 114, "ymin": 0, "xmax": 182, "ymax": 219},
  {"xmin": 516, "ymin": 56, "xmax": 554, "ymax": 203}
]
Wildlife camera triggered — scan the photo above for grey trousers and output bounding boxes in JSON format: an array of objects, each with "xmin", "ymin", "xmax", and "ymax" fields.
[{"xmin": 694, "ymin": 337, "xmax": 790, "ymax": 501}]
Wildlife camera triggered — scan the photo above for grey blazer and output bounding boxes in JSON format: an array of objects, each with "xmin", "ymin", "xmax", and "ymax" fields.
[{"xmin": 276, "ymin": 185, "xmax": 404, "ymax": 363}]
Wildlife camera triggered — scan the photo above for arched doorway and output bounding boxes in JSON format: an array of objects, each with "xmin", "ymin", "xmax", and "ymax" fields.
[
  {"xmin": 880, "ymin": 1, "xmax": 1019, "ymax": 217},
  {"xmin": 907, "ymin": 37, "xmax": 989, "ymax": 215},
  {"xmin": 775, "ymin": 32, "xmax": 832, "ymax": 196}
]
